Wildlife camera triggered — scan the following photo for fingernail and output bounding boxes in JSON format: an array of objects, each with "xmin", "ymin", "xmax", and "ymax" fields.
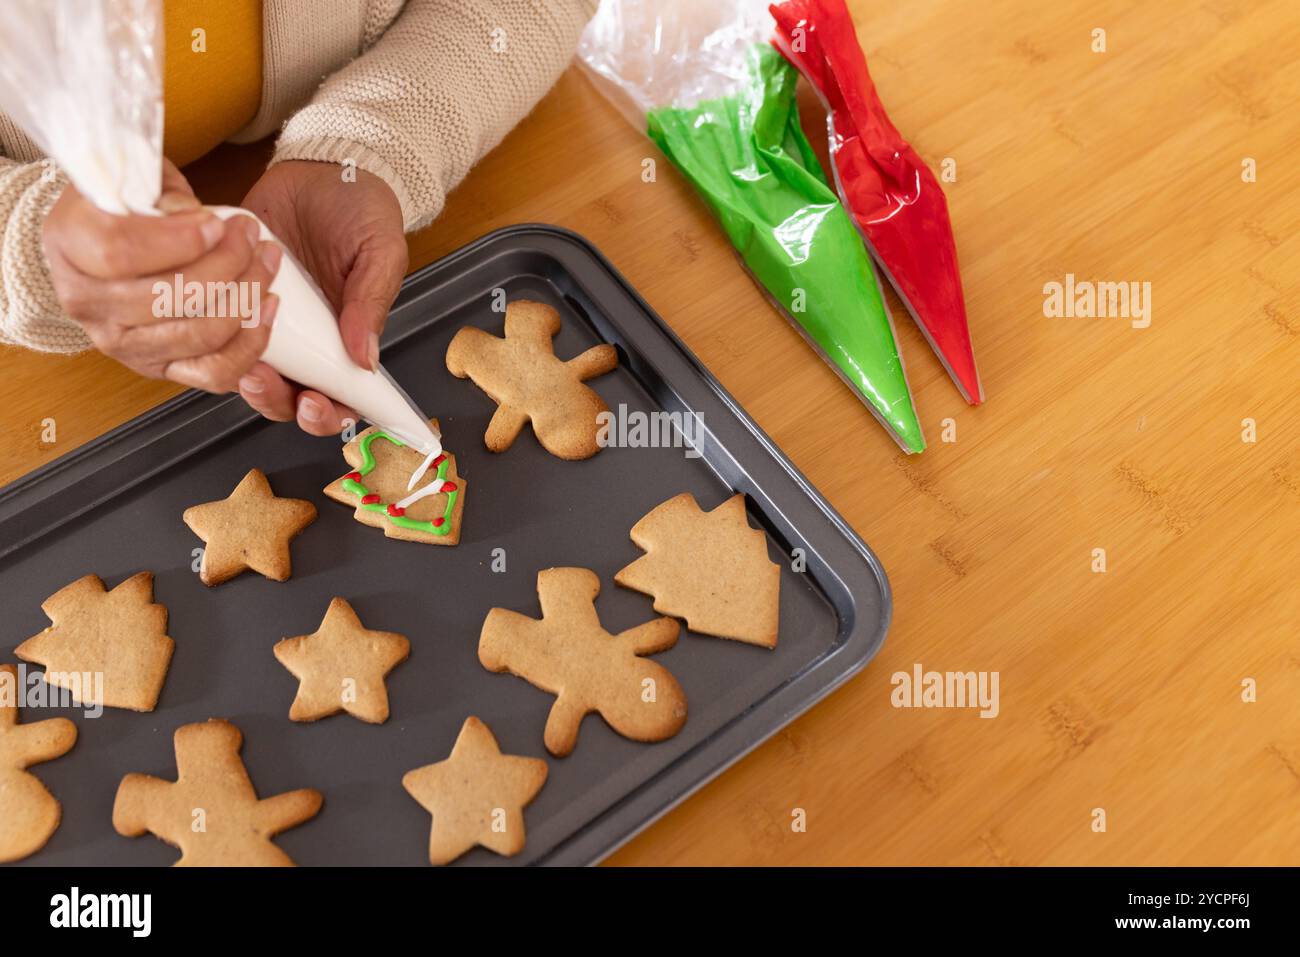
[
  {"xmin": 243, "ymin": 218, "xmax": 260, "ymax": 245},
  {"xmin": 239, "ymin": 373, "xmax": 265, "ymax": 395},
  {"xmin": 259, "ymin": 242, "xmax": 281, "ymax": 274},
  {"xmin": 299, "ymin": 396, "xmax": 323, "ymax": 423},
  {"xmin": 367, "ymin": 333, "xmax": 380, "ymax": 371},
  {"xmin": 200, "ymin": 216, "xmax": 224, "ymax": 249},
  {"xmin": 158, "ymin": 192, "xmax": 200, "ymax": 213}
]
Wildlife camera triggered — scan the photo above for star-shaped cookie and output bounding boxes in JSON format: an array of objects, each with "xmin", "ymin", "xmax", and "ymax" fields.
[
  {"xmin": 273, "ymin": 598, "xmax": 410, "ymax": 724},
  {"xmin": 183, "ymin": 469, "xmax": 317, "ymax": 586},
  {"xmin": 402, "ymin": 716, "xmax": 548, "ymax": 865}
]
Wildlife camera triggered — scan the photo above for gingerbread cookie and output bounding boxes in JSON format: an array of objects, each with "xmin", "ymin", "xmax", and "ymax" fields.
[
  {"xmin": 616, "ymin": 493, "xmax": 780, "ymax": 649},
  {"xmin": 478, "ymin": 567, "xmax": 686, "ymax": 757},
  {"xmin": 183, "ymin": 468, "xmax": 317, "ymax": 585},
  {"xmin": 274, "ymin": 598, "xmax": 410, "ymax": 724},
  {"xmin": 0, "ymin": 664, "xmax": 77, "ymax": 863},
  {"xmin": 15, "ymin": 572, "xmax": 175, "ymax": 712},
  {"xmin": 445, "ymin": 299, "xmax": 618, "ymax": 460},
  {"xmin": 323, "ymin": 421, "xmax": 466, "ymax": 546},
  {"xmin": 112, "ymin": 719, "xmax": 323, "ymax": 866},
  {"xmin": 402, "ymin": 716, "xmax": 548, "ymax": 865}
]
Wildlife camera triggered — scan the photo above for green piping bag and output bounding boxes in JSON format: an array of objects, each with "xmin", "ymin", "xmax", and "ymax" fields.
[{"xmin": 646, "ymin": 43, "xmax": 925, "ymax": 453}]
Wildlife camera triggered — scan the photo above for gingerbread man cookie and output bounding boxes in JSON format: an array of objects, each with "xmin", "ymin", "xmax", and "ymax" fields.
[
  {"xmin": 478, "ymin": 567, "xmax": 687, "ymax": 757},
  {"xmin": 183, "ymin": 468, "xmax": 317, "ymax": 585},
  {"xmin": 616, "ymin": 493, "xmax": 781, "ymax": 648},
  {"xmin": 112, "ymin": 719, "xmax": 323, "ymax": 866},
  {"xmin": 323, "ymin": 420, "xmax": 466, "ymax": 546},
  {"xmin": 402, "ymin": 716, "xmax": 548, "ymax": 865},
  {"xmin": 15, "ymin": 572, "xmax": 175, "ymax": 712},
  {"xmin": 0, "ymin": 664, "xmax": 78, "ymax": 863},
  {"xmin": 445, "ymin": 299, "xmax": 618, "ymax": 460},
  {"xmin": 274, "ymin": 598, "xmax": 410, "ymax": 724}
]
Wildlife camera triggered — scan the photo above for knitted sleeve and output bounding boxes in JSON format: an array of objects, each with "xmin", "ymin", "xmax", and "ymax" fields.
[
  {"xmin": 0, "ymin": 158, "xmax": 89, "ymax": 353},
  {"xmin": 271, "ymin": 0, "xmax": 598, "ymax": 232}
]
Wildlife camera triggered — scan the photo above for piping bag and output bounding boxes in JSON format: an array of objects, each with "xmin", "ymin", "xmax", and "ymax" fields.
[
  {"xmin": 0, "ymin": 0, "xmax": 441, "ymax": 470},
  {"xmin": 770, "ymin": 0, "xmax": 983, "ymax": 404},
  {"xmin": 210, "ymin": 206, "xmax": 443, "ymax": 468},
  {"xmin": 578, "ymin": 0, "xmax": 925, "ymax": 453}
]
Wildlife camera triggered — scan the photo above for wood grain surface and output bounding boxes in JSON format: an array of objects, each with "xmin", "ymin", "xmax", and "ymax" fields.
[{"xmin": 1, "ymin": 0, "xmax": 1296, "ymax": 865}]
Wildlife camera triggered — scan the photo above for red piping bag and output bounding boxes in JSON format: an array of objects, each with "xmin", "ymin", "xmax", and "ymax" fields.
[{"xmin": 770, "ymin": 0, "xmax": 983, "ymax": 404}]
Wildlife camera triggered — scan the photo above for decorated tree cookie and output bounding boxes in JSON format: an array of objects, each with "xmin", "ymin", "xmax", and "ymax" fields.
[
  {"xmin": 445, "ymin": 299, "xmax": 618, "ymax": 460},
  {"xmin": 0, "ymin": 663, "xmax": 77, "ymax": 863},
  {"xmin": 478, "ymin": 567, "xmax": 687, "ymax": 757},
  {"xmin": 323, "ymin": 419, "xmax": 466, "ymax": 546}
]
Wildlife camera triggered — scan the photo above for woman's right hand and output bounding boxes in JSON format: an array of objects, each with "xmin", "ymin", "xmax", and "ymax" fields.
[{"xmin": 42, "ymin": 161, "xmax": 283, "ymax": 393}]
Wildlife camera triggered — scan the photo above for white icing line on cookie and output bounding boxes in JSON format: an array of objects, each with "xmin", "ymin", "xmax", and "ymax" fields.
[
  {"xmin": 407, "ymin": 447, "xmax": 440, "ymax": 492},
  {"xmin": 396, "ymin": 476, "xmax": 445, "ymax": 511}
]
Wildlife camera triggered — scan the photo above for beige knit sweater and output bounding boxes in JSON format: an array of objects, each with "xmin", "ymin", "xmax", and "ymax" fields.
[{"xmin": 0, "ymin": 0, "xmax": 596, "ymax": 354}]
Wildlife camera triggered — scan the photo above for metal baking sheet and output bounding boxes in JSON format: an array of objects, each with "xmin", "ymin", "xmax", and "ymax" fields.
[{"xmin": 1, "ymin": 225, "xmax": 891, "ymax": 866}]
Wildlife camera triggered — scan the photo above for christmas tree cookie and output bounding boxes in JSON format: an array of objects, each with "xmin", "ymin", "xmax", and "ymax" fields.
[
  {"xmin": 324, "ymin": 419, "xmax": 466, "ymax": 546},
  {"xmin": 615, "ymin": 493, "xmax": 781, "ymax": 648},
  {"xmin": 15, "ymin": 572, "xmax": 175, "ymax": 711}
]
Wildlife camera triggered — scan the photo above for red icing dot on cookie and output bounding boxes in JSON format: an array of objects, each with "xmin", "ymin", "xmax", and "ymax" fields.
[
  {"xmin": 428, "ymin": 454, "xmax": 447, "ymax": 471},
  {"xmin": 432, "ymin": 517, "xmax": 445, "ymax": 527},
  {"xmin": 361, "ymin": 493, "xmax": 381, "ymax": 505},
  {"xmin": 387, "ymin": 504, "xmax": 405, "ymax": 517},
  {"xmin": 345, "ymin": 471, "xmax": 362, "ymax": 482},
  {"xmin": 441, "ymin": 481, "xmax": 457, "ymax": 493}
]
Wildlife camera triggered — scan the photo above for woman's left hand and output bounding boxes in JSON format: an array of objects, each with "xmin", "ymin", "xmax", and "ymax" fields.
[{"xmin": 238, "ymin": 160, "xmax": 408, "ymax": 435}]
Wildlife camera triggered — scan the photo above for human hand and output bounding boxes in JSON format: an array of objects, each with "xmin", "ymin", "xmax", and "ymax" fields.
[
  {"xmin": 237, "ymin": 160, "xmax": 408, "ymax": 436},
  {"xmin": 43, "ymin": 159, "xmax": 282, "ymax": 392}
]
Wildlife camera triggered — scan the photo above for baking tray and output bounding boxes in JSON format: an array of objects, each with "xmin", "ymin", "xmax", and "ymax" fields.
[{"xmin": 1, "ymin": 224, "xmax": 891, "ymax": 866}]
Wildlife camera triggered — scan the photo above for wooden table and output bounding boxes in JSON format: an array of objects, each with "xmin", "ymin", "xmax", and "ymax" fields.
[{"xmin": 2, "ymin": 0, "xmax": 1296, "ymax": 865}]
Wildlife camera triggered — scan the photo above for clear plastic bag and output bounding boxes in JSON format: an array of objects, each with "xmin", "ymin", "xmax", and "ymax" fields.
[
  {"xmin": 578, "ymin": 0, "xmax": 774, "ymax": 126},
  {"xmin": 578, "ymin": 0, "xmax": 925, "ymax": 452},
  {"xmin": 0, "ymin": 0, "xmax": 163, "ymax": 214}
]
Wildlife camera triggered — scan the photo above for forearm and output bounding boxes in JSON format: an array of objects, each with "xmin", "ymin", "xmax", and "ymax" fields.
[
  {"xmin": 0, "ymin": 158, "xmax": 89, "ymax": 353},
  {"xmin": 271, "ymin": 0, "xmax": 597, "ymax": 232}
]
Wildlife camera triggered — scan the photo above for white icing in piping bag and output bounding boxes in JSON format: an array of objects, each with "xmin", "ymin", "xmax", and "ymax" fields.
[{"xmin": 209, "ymin": 206, "xmax": 442, "ymax": 461}]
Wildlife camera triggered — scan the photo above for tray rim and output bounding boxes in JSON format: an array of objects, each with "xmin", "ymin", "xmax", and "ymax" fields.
[{"xmin": 0, "ymin": 223, "xmax": 893, "ymax": 866}]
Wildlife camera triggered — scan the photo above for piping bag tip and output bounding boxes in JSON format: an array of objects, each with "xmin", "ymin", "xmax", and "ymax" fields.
[
  {"xmin": 894, "ymin": 411, "xmax": 926, "ymax": 455},
  {"xmin": 406, "ymin": 441, "xmax": 444, "ymax": 491}
]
